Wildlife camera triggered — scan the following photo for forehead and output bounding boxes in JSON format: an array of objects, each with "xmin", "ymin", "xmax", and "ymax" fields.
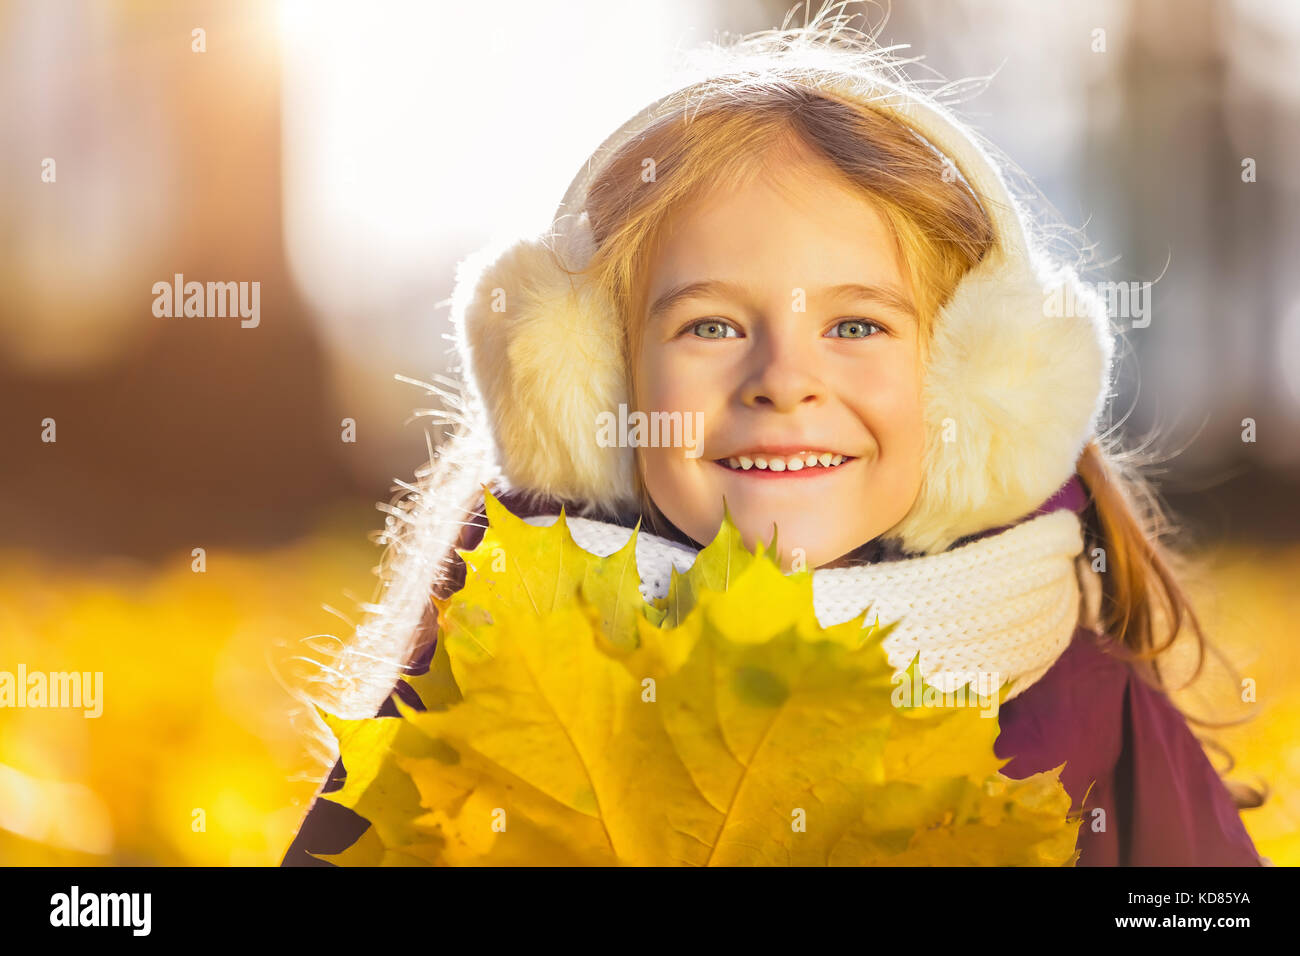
[{"xmin": 645, "ymin": 156, "xmax": 906, "ymax": 295}]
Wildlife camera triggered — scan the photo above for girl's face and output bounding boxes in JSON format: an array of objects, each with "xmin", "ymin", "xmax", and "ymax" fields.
[{"xmin": 634, "ymin": 155, "xmax": 927, "ymax": 570}]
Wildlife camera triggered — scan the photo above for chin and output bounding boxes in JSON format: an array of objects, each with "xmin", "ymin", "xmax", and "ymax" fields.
[{"xmin": 724, "ymin": 507, "xmax": 853, "ymax": 571}]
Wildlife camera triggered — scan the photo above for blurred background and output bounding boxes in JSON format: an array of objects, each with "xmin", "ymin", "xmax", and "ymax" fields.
[{"xmin": 1, "ymin": 0, "xmax": 1297, "ymax": 865}]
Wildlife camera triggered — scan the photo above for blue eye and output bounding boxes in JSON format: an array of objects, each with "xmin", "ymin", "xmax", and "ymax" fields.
[
  {"xmin": 690, "ymin": 319, "xmax": 739, "ymax": 339},
  {"xmin": 826, "ymin": 318, "xmax": 883, "ymax": 339}
]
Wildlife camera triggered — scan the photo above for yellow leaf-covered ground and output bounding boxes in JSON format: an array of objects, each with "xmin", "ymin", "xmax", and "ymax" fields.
[
  {"xmin": 0, "ymin": 507, "xmax": 1294, "ymax": 865},
  {"xmin": 1160, "ymin": 542, "xmax": 1300, "ymax": 866},
  {"xmin": 0, "ymin": 508, "xmax": 378, "ymax": 865}
]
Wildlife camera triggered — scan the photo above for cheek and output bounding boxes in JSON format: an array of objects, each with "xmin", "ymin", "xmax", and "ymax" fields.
[
  {"xmin": 634, "ymin": 346, "xmax": 691, "ymax": 483},
  {"xmin": 850, "ymin": 352, "xmax": 927, "ymax": 459},
  {"xmin": 635, "ymin": 340, "xmax": 722, "ymax": 424},
  {"xmin": 634, "ymin": 345, "xmax": 670, "ymax": 410},
  {"xmin": 634, "ymin": 343, "xmax": 725, "ymax": 521}
]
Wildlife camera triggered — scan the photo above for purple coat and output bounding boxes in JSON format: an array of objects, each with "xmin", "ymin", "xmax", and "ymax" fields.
[{"xmin": 281, "ymin": 479, "xmax": 1262, "ymax": 866}]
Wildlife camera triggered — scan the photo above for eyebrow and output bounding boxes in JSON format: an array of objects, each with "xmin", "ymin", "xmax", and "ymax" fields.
[{"xmin": 646, "ymin": 279, "xmax": 918, "ymax": 322}]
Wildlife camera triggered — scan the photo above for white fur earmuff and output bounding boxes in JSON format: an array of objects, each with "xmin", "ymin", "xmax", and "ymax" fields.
[{"xmin": 451, "ymin": 225, "xmax": 636, "ymax": 517}]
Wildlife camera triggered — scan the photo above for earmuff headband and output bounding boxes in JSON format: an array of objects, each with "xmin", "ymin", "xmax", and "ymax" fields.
[{"xmin": 451, "ymin": 54, "xmax": 1114, "ymax": 555}]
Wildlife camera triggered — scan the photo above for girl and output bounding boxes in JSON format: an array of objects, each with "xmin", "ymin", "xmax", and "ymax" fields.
[{"xmin": 283, "ymin": 11, "xmax": 1263, "ymax": 867}]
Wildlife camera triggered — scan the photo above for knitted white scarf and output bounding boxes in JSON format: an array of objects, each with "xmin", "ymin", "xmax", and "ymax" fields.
[{"xmin": 522, "ymin": 509, "xmax": 1086, "ymax": 701}]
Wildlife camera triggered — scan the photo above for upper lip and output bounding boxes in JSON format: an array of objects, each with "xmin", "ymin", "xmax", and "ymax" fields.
[{"xmin": 713, "ymin": 445, "xmax": 855, "ymax": 459}]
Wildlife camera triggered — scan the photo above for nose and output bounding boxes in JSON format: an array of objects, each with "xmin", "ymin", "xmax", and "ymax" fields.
[{"xmin": 739, "ymin": 324, "xmax": 826, "ymax": 413}]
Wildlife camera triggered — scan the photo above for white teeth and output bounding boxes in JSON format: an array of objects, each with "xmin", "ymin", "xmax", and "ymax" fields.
[{"xmin": 721, "ymin": 452, "xmax": 850, "ymax": 471}]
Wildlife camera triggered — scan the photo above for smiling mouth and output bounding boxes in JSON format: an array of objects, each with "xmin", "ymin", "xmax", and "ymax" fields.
[{"xmin": 713, "ymin": 451, "xmax": 856, "ymax": 474}]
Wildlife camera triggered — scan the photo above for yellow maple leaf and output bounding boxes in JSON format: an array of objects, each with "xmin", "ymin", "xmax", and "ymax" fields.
[{"xmin": 317, "ymin": 489, "xmax": 1082, "ymax": 866}]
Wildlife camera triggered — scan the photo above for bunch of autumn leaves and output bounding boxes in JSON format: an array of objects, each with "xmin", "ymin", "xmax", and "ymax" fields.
[{"xmin": 315, "ymin": 491, "xmax": 1082, "ymax": 866}]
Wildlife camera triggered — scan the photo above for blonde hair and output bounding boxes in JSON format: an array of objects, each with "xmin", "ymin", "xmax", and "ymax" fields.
[{"xmin": 574, "ymin": 67, "xmax": 1266, "ymax": 809}]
